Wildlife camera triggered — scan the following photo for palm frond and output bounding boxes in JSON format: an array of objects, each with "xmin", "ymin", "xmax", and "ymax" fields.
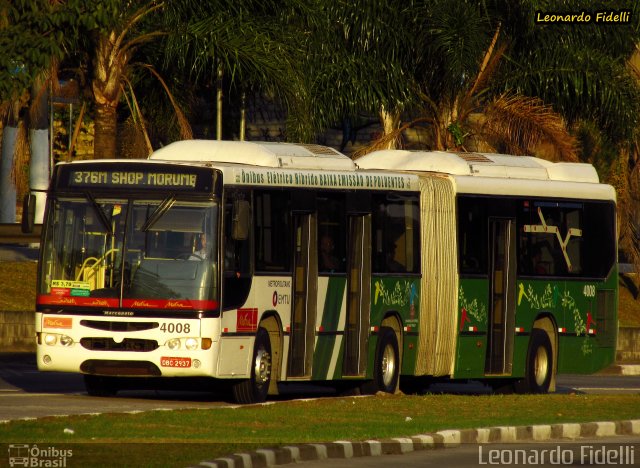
[
  {"xmin": 115, "ymin": 1, "xmax": 165, "ymax": 58},
  {"xmin": 500, "ymin": 44, "xmax": 640, "ymax": 144},
  {"xmin": 352, "ymin": 117, "xmax": 434, "ymax": 159},
  {"xmin": 137, "ymin": 63, "xmax": 192, "ymax": 140},
  {"xmin": 482, "ymin": 93, "xmax": 578, "ymax": 161},
  {"xmin": 120, "ymin": 78, "xmax": 152, "ymax": 155},
  {"xmin": 466, "ymin": 22, "xmax": 503, "ymax": 100}
]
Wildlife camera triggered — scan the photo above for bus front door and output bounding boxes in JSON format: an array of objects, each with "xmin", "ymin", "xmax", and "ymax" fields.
[
  {"xmin": 343, "ymin": 214, "xmax": 371, "ymax": 377},
  {"xmin": 288, "ymin": 213, "xmax": 318, "ymax": 378},
  {"xmin": 485, "ymin": 218, "xmax": 516, "ymax": 375}
]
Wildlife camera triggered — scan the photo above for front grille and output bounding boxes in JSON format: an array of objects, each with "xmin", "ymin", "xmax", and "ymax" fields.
[
  {"xmin": 81, "ymin": 359, "xmax": 161, "ymax": 376},
  {"xmin": 80, "ymin": 337, "xmax": 158, "ymax": 352},
  {"xmin": 80, "ymin": 320, "xmax": 159, "ymax": 332}
]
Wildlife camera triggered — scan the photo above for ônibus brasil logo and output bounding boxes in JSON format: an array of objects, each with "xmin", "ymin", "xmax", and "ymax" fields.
[{"xmin": 8, "ymin": 444, "xmax": 73, "ymax": 467}]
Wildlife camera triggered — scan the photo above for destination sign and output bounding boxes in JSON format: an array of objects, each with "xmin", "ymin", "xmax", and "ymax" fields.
[
  {"xmin": 70, "ymin": 170, "xmax": 197, "ymax": 188},
  {"xmin": 55, "ymin": 163, "xmax": 217, "ymax": 193}
]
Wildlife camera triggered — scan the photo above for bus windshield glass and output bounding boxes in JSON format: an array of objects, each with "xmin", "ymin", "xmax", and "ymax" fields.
[{"xmin": 38, "ymin": 196, "xmax": 218, "ymax": 311}]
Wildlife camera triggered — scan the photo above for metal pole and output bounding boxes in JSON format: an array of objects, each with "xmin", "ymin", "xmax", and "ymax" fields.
[
  {"xmin": 240, "ymin": 91, "xmax": 246, "ymax": 141},
  {"xmin": 216, "ymin": 63, "xmax": 223, "ymax": 140}
]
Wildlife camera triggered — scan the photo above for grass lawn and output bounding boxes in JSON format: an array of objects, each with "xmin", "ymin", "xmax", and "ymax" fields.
[
  {"xmin": 0, "ymin": 261, "xmax": 36, "ymax": 312},
  {"xmin": 0, "ymin": 393, "xmax": 639, "ymax": 467}
]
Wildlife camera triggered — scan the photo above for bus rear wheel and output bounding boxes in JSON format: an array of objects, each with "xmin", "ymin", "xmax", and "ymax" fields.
[
  {"xmin": 84, "ymin": 375, "xmax": 119, "ymax": 397},
  {"xmin": 372, "ymin": 326, "xmax": 400, "ymax": 394},
  {"xmin": 232, "ymin": 328, "xmax": 272, "ymax": 404},
  {"xmin": 519, "ymin": 329, "xmax": 553, "ymax": 394}
]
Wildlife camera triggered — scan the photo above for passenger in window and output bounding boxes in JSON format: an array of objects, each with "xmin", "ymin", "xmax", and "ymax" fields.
[
  {"xmin": 386, "ymin": 242, "xmax": 405, "ymax": 272},
  {"xmin": 532, "ymin": 245, "xmax": 547, "ymax": 275},
  {"xmin": 319, "ymin": 234, "xmax": 340, "ymax": 272},
  {"xmin": 189, "ymin": 233, "xmax": 208, "ymax": 260}
]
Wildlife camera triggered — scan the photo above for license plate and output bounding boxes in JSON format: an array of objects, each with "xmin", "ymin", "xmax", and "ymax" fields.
[{"xmin": 160, "ymin": 357, "xmax": 192, "ymax": 368}]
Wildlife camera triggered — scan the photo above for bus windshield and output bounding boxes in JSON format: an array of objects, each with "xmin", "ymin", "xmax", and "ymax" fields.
[{"xmin": 38, "ymin": 195, "xmax": 219, "ymax": 311}]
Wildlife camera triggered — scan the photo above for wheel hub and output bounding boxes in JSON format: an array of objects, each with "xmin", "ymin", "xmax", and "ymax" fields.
[
  {"xmin": 254, "ymin": 348, "xmax": 271, "ymax": 385},
  {"xmin": 381, "ymin": 343, "xmax": 396, "ymax": 388}
]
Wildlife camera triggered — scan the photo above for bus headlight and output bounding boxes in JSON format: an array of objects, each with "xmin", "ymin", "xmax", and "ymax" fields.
[
  {"xmin": 185, "ymin": 338, "xmax": 198, "ymax": 350},
  {"xmin": 167, "ymin": 338, "xmax": 181, "ymax": 350},
  {"xmin": 44, "ymin": 334, "xmax": 58, "ymax": 346},
  {"xmin": 59, "ymin": 335, "xmax": 74, "ymax": 347}
]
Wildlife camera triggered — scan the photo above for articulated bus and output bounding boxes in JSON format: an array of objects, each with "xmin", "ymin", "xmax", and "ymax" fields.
[{"xmin": 28, "ymin": 140, "xmax": 617, "ymax": 402}]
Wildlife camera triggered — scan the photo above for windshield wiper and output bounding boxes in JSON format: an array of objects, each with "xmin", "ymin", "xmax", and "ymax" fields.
[
  {"xmin": 141, "ymin": 195, "xmax": 176, "ymax": 232},
  {"xmin": 86, "ymin": 192, "xmax": 113, "ymax": 235}
]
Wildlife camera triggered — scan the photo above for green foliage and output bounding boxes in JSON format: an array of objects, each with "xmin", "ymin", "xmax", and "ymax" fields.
[
  {"xmin": 0, "ymin": 0, "xmax": 65, "ymax": 101},
  {"xmin": 281, "ymin": 0, "xmax": 415, "ymax": 138},
  {"xmin": 495, "ymin": 0, "xmax": 640, "ymax": 144},
  {"xmin": 4, "ymin": 0, "xmax": 640, "ymax": 158},
  {"xmin": 0, "ymin": 0, "xmax": 128, "ymax": 103}
]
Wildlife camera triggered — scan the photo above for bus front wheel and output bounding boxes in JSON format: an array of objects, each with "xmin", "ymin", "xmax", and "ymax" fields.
[
  {"xmin": 519, "ymin": 329, "xmax": 553, "ymax": 394},
  {"xmin": 232, "ymin": 328, "xmax": 272, "ymax": 404}
]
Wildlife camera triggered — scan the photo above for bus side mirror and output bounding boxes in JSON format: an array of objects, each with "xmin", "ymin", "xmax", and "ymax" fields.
[
  {"xmin": 232, "ymin": 200, "xmax": 250, "ymax": 241},
  {"xmin": 21, "ymin": 193, "xmax": 36, "ymax": 233}
]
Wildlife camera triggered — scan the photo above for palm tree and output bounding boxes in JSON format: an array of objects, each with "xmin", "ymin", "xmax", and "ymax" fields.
[
  {"xmin": 86, "ymin": 0, "xmax": 180, "ymax": 159},
  {"xmin": 280, "ymin": 0, "xmax": 413, "ymax": 143},
  {"xmin": 349, "ymin": 0, "xmax": 640, "ymax": 162},
  {"xmin": 160, "ymin": 0, "xmax": 309, "ymax": 141}
]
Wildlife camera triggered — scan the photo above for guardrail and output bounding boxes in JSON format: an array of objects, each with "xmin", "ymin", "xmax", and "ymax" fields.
[{"xmin": 0, "ymin": 224, "xmax": 42, "ymax": 244}]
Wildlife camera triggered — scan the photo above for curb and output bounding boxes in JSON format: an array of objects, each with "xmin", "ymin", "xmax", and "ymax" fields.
[
  {"xmin": 190, "ymin": 419, "xmax": 640, "ymax": 468},
  {"xmin": 603, "ymin": 364, "xmax": 640, "ymax": 376}
]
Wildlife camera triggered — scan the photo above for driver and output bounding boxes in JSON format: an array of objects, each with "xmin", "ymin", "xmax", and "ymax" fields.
[{"xmin": 189, "ymin": 233, "xmax": 208, "ymax": 260}]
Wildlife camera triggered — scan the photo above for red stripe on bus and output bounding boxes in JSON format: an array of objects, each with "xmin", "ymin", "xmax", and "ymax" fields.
[{"xmin": 37, "ymin": 295, "xmax": 218, "ymax": 310}]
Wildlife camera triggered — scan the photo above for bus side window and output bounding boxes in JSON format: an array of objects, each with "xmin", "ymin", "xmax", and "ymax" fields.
[
  {"xmin": 317, "ymin": 193, "xmax": 346, "ymax": 274},
  {"xmin": 255, "ymin": 190, "xmax": 292, "ymax": 272},
  {"xmin": 372, "ymin": 193, "xmax": 420, "ymax": 274},
  {"xmin": 223, "ymin": 191, "xmax": 252, "ymax": 310},
  {"xmin": 457, "ymin": 197, "xmax": 487, "ymax": 276}
]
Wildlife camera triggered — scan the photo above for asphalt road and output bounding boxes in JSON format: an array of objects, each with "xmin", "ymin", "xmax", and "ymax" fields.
[{"xmin": 1, "ymin": 352, "xmax": 639, "ymax": 422}]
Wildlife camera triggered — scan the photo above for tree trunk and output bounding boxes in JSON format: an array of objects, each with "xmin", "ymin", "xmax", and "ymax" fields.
[
  {"xmin": 0, "ymin": 126, "xmax": 18, "ymax": 222},
  {"xmin": 379, "ymin": 105, "xmax": 401, "ymax": 149},
  {"xmin": 434, "ymin": 99, "xmax": 459, "ymax": 150},
  {"xmin": 93, "ymin": 103, "xmax": 118, "ymax": 159},
  {"xmin": 92, "ymin": 31, "xmax": 123, "ymax": 159}
]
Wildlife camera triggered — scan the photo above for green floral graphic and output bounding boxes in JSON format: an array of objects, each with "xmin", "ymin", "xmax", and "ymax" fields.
[
  {"xmin": 458, "ymin": 286, "xmax": 487, "ymax": 323},
  {"xmin": 560, "ymin": 290, "xmax": 592, "ymax": 355},
  {"xmin": 519, "ymin": 282, "xmax": 592, "ymax": 355}
]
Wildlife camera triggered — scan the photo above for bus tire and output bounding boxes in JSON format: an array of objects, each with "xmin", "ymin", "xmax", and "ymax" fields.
[
  {"xmin": 520, "ymin": 329, "xmax": 553, "ymax": 394},
  {"xmin": 232, "ymin": 328, "xmax": 272, "ymax": 404},
  {"xmin": 84, "ymin": 375, "xmax": 118, "ymax": 397},
  {"xmin": 373, "ymin": 326, "xmax": 400, "ymax": 394}
]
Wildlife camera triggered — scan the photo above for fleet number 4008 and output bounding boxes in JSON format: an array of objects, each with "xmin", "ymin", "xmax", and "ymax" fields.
[{"xmin": 160, "ymin": 323, "xmax": 191, "ymax": 333}]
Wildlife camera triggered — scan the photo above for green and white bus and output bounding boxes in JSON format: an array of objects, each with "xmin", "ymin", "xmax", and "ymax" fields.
[{"xmin": 29, "ymin": 140, "xmax": 617, "ymax": 402}]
